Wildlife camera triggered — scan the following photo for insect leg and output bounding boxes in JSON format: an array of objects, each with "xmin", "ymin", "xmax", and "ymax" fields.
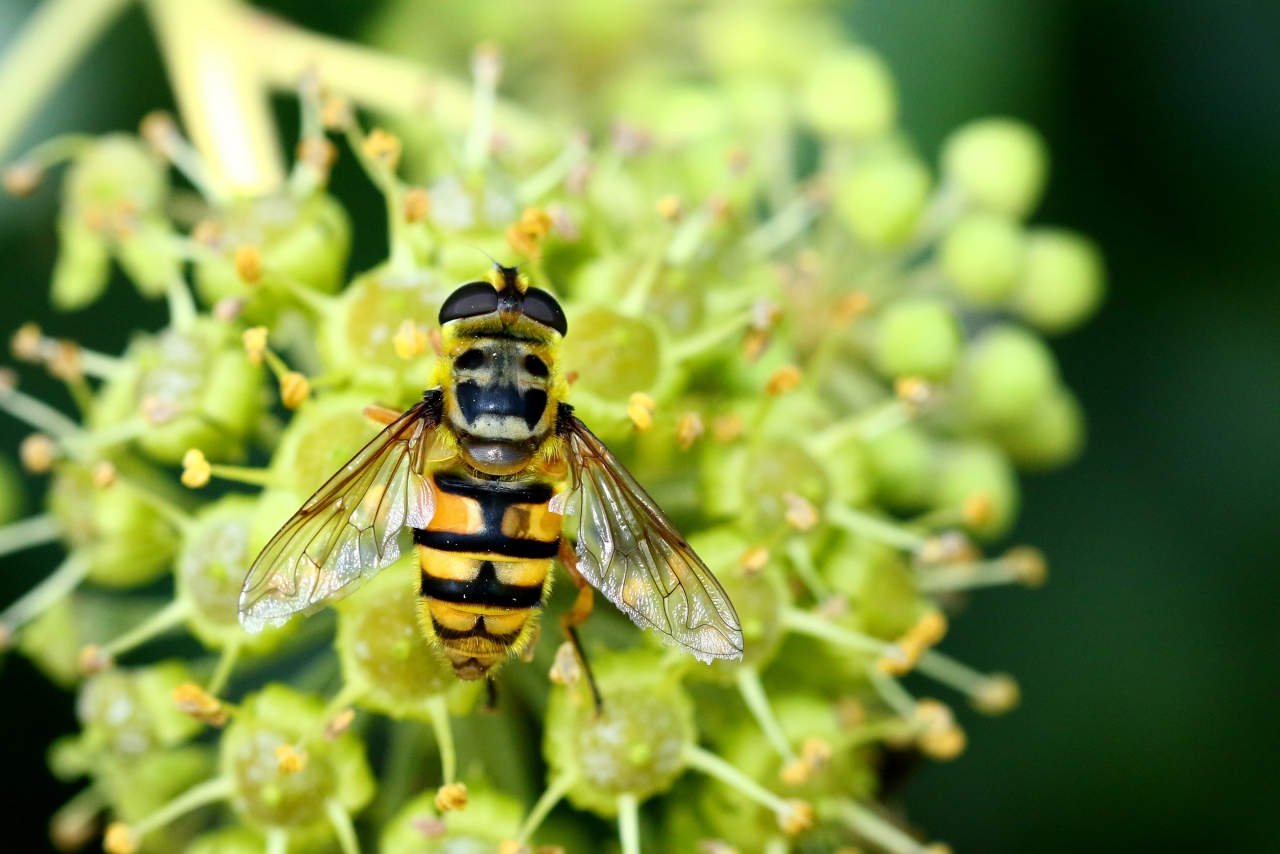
[
  {"xmin": 557, "ymin": 538, "xmax": 603, "ymax": 714},
  {"xmin": 363, "ymin": 404, "xmax": 401, "ymax": 425}
]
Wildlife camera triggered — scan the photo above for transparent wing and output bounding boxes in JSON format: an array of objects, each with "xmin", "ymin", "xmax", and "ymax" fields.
[
  {"xmin": 556, "ymin": 411, "xmax": 744, "ymax": 662},
  {"xmin": 239, "ymin": 392, "xmax": 443, "ymax": 633}
]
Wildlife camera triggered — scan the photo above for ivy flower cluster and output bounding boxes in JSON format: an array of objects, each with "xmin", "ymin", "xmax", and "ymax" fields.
[{"xmin": 0, "ymin": 2, "xmax": 1103, "ymax": 853}]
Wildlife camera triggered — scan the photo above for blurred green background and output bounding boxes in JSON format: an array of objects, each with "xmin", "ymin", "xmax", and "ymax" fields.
[{"xmin": 1, "ymin": 1, "xmax": 1276, "ymax": 851}]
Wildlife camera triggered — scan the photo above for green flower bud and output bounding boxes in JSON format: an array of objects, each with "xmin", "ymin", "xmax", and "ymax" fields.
[
  {"xmin": 319, "ymin": 266, "xmax": 444, "ymax": 396},
  {"xmin": 91, "ymin": 318, "xmax": 267, "ymax": 464},
  {"xmin": 221, "ymin": 684, "xmax": 374, "ymax": 830},
  {"xmin": 268, "ymin": 392, "xmax": 387, "ymax": 499},
  {"xmin": 194, "ymin": 193, "xmax": 351, "ymax": 322},
  {"xmin": 836, "ymin": 149, "xmax": 931, "ymax": 249},
  {"xmin": 51, "ymin": 214, "xmax": 111, "ymax": 311},
  {"xmin": 941, "ymin": 118, "xmax": 1048, "ymax": 217},
  {"xmin": 560, "ymin": 307, "xmax": 662, "ymax": 401},
  {"xmin": 960, "ymin": 323, "xmax": 1059, "ymax": 428},
  {"xmin": 177, "ymin": 496, "xmax": 291, "ymax": 652},
  {"xmin": 686, "ymin": 528, "xmax": 790, "ymax": 677},
  {"xmin": 825, "ymin": 536, "xmax": 924, "ymax": 641},
  {"xmin": 994, "ymin": 385, "xmax": 1085, "ymax": 471},
  {"xmin": 939, "ymin": 212, "xmax": 1025, "ymax": 305},
  {"xmin": 545, "ymin": 650, "xmax": 696, "ymax": 816},
  {"xmin": 48, "ymin": 467, "xmax": 180, "ymax": 587},
  {"xmin": 382, "ymin": 779, "xmax": 522, "ymax": 854},
  {"xmin": 799, "ymin": 47, "xmax": 897, "ymax": 140},
  {"xmin": 335, "ymin": 558, "xmax": 476, "ymax": 719},
  {"xmin": 66, "ymin": 135, "xmax": 167, "ymax": 214},
  {"xmin": 865, "ymin": 425, "xmax": 936, "ymax": 512},
  {"xmin": 742, "ymin": 442, "xmax": 829, "ymax": 532},
  {"xmin": 187, "ymin": 827, "xmax": 268, "ymax": 854},
  {"xmin": 875, "ymin": 297, "xmax": 964, "ymax": 380},
  {"xmin": 76, "ymin": 661, "xmax": 203, "ymax": 757},
  {"xmin": 700, "ymin": 6, "xmax": 836, "ymax": 81},
  {"xmin": 933, "ymin": 441, "xmax": 1019, "ymax": 540},
  {"xmin": 825, "ymin": 434, "xmax": 875, "ymax": 508},
  {"xmin": 1013, "ymin": 228, "xmax": 1106, "ymax": 334}
]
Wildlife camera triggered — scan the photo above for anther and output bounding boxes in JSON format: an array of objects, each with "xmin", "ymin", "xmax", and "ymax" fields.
[
  {"xmin": 627, "ymin": 392, "xmax": 656, "ymax": 432},
  {"xmin": 2, "ymin": 162, "xmax": 42, "ymax": 196},
  {"xmin": 172, "ymin": 682, "xmax": 228, "ymax": 727},
  {"xmin": 712, "ymin": 414, "xmax": 744, "ymax": 443},
  {"xmin": 274, "ymin": 744, "xmax": 308, "ymax": 774},
  {"xmin": 363, "ymin": 128, "xmax": 403, "ymax": 172},
  {"xmin": 19, "ymin": 433, "xmax": 58, "ymax": 473},
  {"xmin": 780, "ymin": 799, "xmax": 815, "ymax": 835},
  {"xmin": 11, "ymin": 323, "xmax": 43, "ymax": 361},
  {"xmin": 657, "ymin": 195, "xmax": 683, "ymax": 222},
  {"xmin": 233, "ymin": 245, "xmax": 262, "ymax": 285},
  {"xmin": 434, "ymin": 782, "xmax": 469, "ymax": 812},
  {"xmin": 181, "ymin": 449, "xmax": 211, "ymax": 488},
  {"xmin": 783, "ymin": 492, "xmax": 820, "ymax": 531},
  {"xmin": 103, "ymin": 822, "xmax": 139, "ymax": 854},
  {"xmin": 739, "ymin": 546, "xmax": 769, "ymax": 575},
  {"xmin": 325, "ymin": 708, "xmax": 356, "ymax": 741},
  {"xmin": 1004, "ymin": 545, "xmax": 1048, "ymax": 586},
  {"xmin": 242, "ymin": 327, "xmax": 268, "ymax": 366},
  {"xmin": 766, "ymin": 365, "xmax": 803, "ymax": 396},
  {"xmin": 279, "ymin": 372, "xmax": 311, "ymax": 409},
  {"xmin": 403, "ymin": 187, "xmax": 431, "ymax": 223},
  {"xmin": 675, "ymin": 412, "xmax": 704, "ymax": 450}
]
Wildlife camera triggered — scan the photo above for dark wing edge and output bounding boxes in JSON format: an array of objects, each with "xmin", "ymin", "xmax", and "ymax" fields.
[
  {"xmin": 238, "ymin": 392, "xmax": 442, "ymax": 634},
  {"xmin": 556, "ymin": 409, "xmax": 744, "ymax": 662}
]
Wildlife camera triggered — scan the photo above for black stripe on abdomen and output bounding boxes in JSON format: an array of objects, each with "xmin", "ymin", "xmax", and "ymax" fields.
[
  {"xmin": 419, "ymin": 560, "xmax": 545, "ymax": 608},
  {"xmin": 413, "ymin": 528, "xmax": 559, "ymax": 559}
]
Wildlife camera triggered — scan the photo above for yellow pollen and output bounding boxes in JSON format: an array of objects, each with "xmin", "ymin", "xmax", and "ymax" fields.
[
  {"xmin": 78, "ymin": 644, "xmax": 112, "ymax": 675},
  {"xmin": 918, "ymin": 532, "xmax": 980, "ymax": 565},
  {"xmin": 181, "ymin": 449, "xmax": 211, "ymax": 488},
  {"xmin": 894, "ymin": 376, "xmax": 934, "ymax": 411},
  {"xmin": 766, "ymin": 365, "xmax": 803, "ymax": 396},
  {"xmin": 833, "ymin": 291, "xmax": 872, "ymax": 323},
  {"xmin": 103, "ymin": 822, "xmax": 139, "ymax": 854},
  {"xmin": 434, "ymin": 782, "xmax": 469, "ymax": 812},
  {"xmin": 782, "ymin": 491, "xmax": 819, "ymax": 531},
  {"xmin": 506, "ymin": 207, "xmax": 553, "ymax": 259},
  {"xmin": 914, "ymin": 698, "xmax": 966, "ymax": 760},
  {"xmin": 48, "ymin": 340, "xmax": 82, "ymax": 381},
  {"xmin": 908, "ymin": 610, "xmax": 949, "ymax": 648},
  {"xmin": 19, "ymin": 433, "xmax": 57, "ymax": 474},
  {"xmin": 325, "ymin": 708, "xmax": 356, "ymax": 740},
  {"xmin": 675, "ymin": 412, "xmax": 704, "ymax": 450},
  {"xmin": 363, "ymin": 128, "xmax": 403, "ymax": 171},
  {"xmin": 972, "ymin": 673, "xmax": 1021, "ymax": 715},
  {"xmin": 394, "ymin": 320, "xmax": 428, "ymax": 360},
  {"xmin": 961, "ymin": 493, "xmax": 995, "ymax": 528},
  {"xmin": 11, "ymin": 322, "xmax": 43, "ymax": 362},
  {"xmin": 656, "ymin": 194, "xmax": 683, "ymax": 221},
  {"xmin": 279, "ymin": 372, "xmax": 311, "ymax": 410},
  {"xmin": 779, "ymin": 799, "xmax": 814, "ymax": 835},
  {"xmin": 498, "ymin": 841, "xmax": 526, "ymax": 854},
  {"xmin": 321, "ymin": 95, "xmax": 354, "ymax": 130},
  {"xmin": 712, "ymin": 413, "xmax": 744, "ymax": 443},
  {"xmin": 627, "ymin": 392, "xmax": 656, "ymax": 432},
  {"xmin": 296, "ymin": 137, "xmax": 337, "ymax": 176},
  {"xmin": 234, "ymin": 244, "xmax": 262, "ymax": 285},
  {"xmin": 242, "ymin": 327, "xmax": 268, "ymax": 366},
  {"xmin": 403, "ymin": 187, "xmax": 431, "ymax": 223},
  {"xmin": 2, "ymin": 162, "xmax": 42, "ymax": 197},
  {"xmin": 1005, "ymin": 545, "xmax": 1048, "ymax": 587},
  {"xmin": 172, "ymin": 681, "xmax": 228, "ymax": 727},
  {"xmin": 138, "ymin": 111, "xmax": 179, "ymax": 156},
  {"xmin": 549, "ymin": 641, "xmax": 581, "ymax": 687},
  {"xmin": 275, "ymin": 744, "xmax": 308, "ymax": 774},
  {"xmin": 739, "ymin": 546, "xmax": 769, "ymax": 574},
  {"xmin": 780, "ymin": 758, "xmax": 811, "ymax": 786}
]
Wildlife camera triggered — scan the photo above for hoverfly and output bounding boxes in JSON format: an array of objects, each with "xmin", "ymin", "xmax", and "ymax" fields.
[{"xmin": 239, "ymin": 266, "xmax": 743, "ymax": 698}]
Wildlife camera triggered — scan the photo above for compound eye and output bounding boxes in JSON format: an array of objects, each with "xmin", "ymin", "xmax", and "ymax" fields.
[
  {"xmin": 521, "ymin": 287, "xmax": 568, "ymax": 335},
  {"xmin": 439, "ymin": 282, "xmax": 499, "ymax": 324}
]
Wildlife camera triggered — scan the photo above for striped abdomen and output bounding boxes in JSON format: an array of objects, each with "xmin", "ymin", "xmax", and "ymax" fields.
[{"xmin": 414, "ymin": 471, "xmax": 562, "ymax": 679}]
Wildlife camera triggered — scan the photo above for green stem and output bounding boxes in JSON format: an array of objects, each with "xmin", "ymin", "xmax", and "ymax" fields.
[
  {"xmin": 617, "ymin": 792, "xmax": 641, "ymax": 854},
  {"xmin": 427, "ymin": 694, "xmax": 457, "ymax": 785},
  {"xmin": 915, "ymin": 648, "xmax": 987, "ymax": 696},
  {"xmin": 0, "ymin": 553, "xmax": 91, "ymax": 632},
  {"xmin": 516, "ymin": 773, "xmax": 574, "ymax": 843},
  {"xmin": 780, "ymin": 607, "xmax": 893, "ymax": 656},
  {"xmin": 828, "ymin": 797, "xmax": 937, "ymax": 854},
  {"xmin": 735, "ymin": 666, "xmax": 796, "ymax": 763},
  {"xmin": 0, "ymin": 385, "xmax": 83, "ymax": 438},
  {"xmin": 826, "ymin": 504, "xmax": 927, "ymax": 552},
  {"xmin": 682, "ymin": 743, "xmax": 791, "ymax": 817},
  {"xmin": 207, "ymin": 634, "xmax": 242, "ymax": 696},
  {"xmin": 265, "ymin": 829, "xmax": 289, "ymax": 854},
  {"xmin": 132, "ymin": 775, "xmax": 235, "ymax": 837},
  {"xmin": 0, "ymin": 514, "xmax": 61, "ymax": 559},
  {"xmin": 866, "ymin": 667, "xmax": 918, "ymax": 719},
  {"xmin": 0, "ymin": 0, "xmax": 134, "ymax": 164},
  {"xmin": 102, "ymin": 597, "xmax": 190, "ymax": 658},
  {"xmin": 325, "ymin": 799, "xmax": 361, "ymax": 854}
]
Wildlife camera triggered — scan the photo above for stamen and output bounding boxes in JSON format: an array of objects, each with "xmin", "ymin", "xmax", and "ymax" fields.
[
  {"xmin": 829, "ymin": 798, "xmax": 951, "ymax": 854},
  {"xmin": 784, "ymin": 540, "xmax": 829, "ymax": 600},
  {"xmin": 826, "ymin": 504, "xmax": 927, "ymax": 552},
  {"xmin": 0, "ymin": 553, "xmax": 91, "ymax": 641},
  {"xmin": 50, "ymin": 785, "xmax": 105, "ymax": 852},
  {"xmin": 914, "ymin": 649, "xmax": 1020, "ymax": 715},
  {"xmin": 744, "ymin": 196, "xmax": 818, "ymax": 257},
  {"xmin": 0, "ymin": 513, "xmax": 60, "ymax": 560},
  {"xmin": 464, "ymin": 43, "xmax": 502, "ymax": 171},
  {"xmin": 138, "ymin": 112, "xmax": 220, "ymax": 201},
  {"xmin": 518, "ymin": 135, "xmax": 589, "ymax": 203},
  {"xmin": 780, "ymin": 607, "xmax": 895, "ymax": 657},
  {"xmin": 19, "ymin": 433, "xmax": 57, "ymax": 473},
  {"xmin": 0, "ymin": 381, "xmax": 83, "ymax": 438},
  {"xmin": 326, "ymin": 798, "xmax": 362, "ymax": 854},
  {"xmin": 515, "ymin": 773, "xmax": 575, "ymax": 843},
  {"xmin": 682, "ymin": 744, "xmax": 812, "ymax": 835},
  {"xmin": 104, "ymin": 775, "xmax": 234, "ymax": 853},
  {"xmin": 207, "ymin": 634, "xmax": 243, "ymax": 697},
  {"xmin": 617, "ymin": 792, "xmax": 641, "ymax": 854},
  {"xmin": 427, "ymin": 694, "xmax": 459, "ymax": 787},
  {"xmin": 735, "ymin": 666, "xmax": 797, "ymax": 764},
  {"xmin": 92, "ymin": 597, "xmax": 190, "ymax": 665},
  {"xmin": 173, "ymin": 681, "xmax": 229, "ymax": 727}
]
